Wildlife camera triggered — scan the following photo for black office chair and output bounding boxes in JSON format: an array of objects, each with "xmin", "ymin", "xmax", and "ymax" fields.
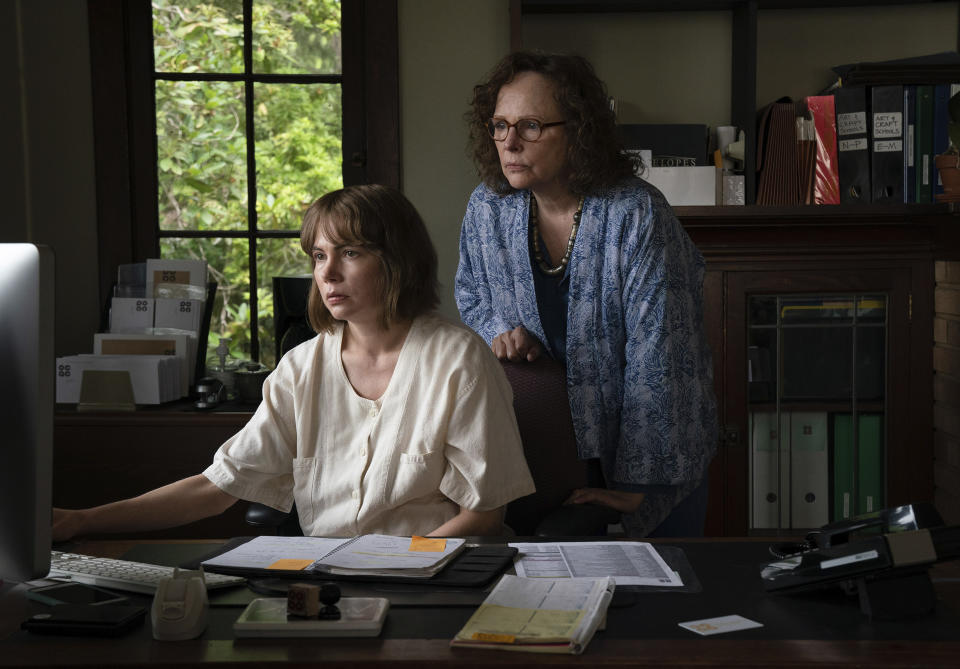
[
  {"xmin": 245, "ymin": 502, "xmax": 302, "ymax": 536},
  {"xmin": 500, "ymin": 357, "xmax": 618, "ymax": 537}
]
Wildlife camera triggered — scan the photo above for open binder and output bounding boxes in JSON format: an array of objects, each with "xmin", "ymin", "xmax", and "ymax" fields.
[{"xmin": 188, "ymin": 535, "xmax": 517, "ymax": 588}]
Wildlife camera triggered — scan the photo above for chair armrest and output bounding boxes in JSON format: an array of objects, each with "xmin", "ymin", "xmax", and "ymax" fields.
[{"xmin": 534, "ymin": 503, "xmax": 620, "ymax": 537}]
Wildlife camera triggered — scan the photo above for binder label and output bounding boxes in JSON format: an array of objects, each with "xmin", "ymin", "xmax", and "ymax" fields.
[
  {"xmin": 874, "ymin": 140, "xmax": 903, "ymax": 153},
  {"xmin": 837, "ymin": 111, "xmax": 866, "ymax": 136},
  {"xmin": 872, "ymin": 112, "xmax": 902, "ymax": 138},
  {"xmin": 839, "ymin": 137, "xmax": 868, "ymax": 152}
]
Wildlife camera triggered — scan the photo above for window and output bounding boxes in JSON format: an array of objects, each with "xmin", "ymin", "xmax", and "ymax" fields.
[
  {"xmin": 152, "ymin": 0, "xmax": 344, "ymax": 367},
  {"xmin": 87, "ymin": 0, "xmax": 398, "ymax": 368}
]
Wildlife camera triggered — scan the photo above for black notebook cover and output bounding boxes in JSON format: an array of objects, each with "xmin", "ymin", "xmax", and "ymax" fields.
[{"xmin": 185, "ymin": 538, "xmax": 517, "ymax": 588}]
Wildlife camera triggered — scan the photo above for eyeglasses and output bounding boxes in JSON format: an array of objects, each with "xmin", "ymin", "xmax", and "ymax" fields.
[{"xmin": 487, "ymin": 118, "xmax": 566, "ymax": 142}]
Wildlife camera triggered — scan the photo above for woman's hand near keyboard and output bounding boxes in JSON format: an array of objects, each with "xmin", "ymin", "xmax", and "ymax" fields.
[{"xmin": 52, "ymin": 474, "xmax": 238, "ymax": 542}]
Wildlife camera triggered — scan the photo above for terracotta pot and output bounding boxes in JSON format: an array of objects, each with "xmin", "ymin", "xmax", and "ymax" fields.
[{"xmin": 934, "ymin": 153, "xmax": 960, "ymax": 192}]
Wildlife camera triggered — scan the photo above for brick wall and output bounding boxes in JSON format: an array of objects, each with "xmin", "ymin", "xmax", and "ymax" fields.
[{"xmin": 934, "ymin": 261, "xmax": 960, "ymax": 525}]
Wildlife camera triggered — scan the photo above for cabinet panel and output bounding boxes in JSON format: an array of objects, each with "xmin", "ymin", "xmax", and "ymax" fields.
[
  {"xmin": 716, "ymin": 264, "xmax": 931, "ymax": 536},
  {"xmin": 54, "ymin": 412, "xmax": 256, "ymax": 539}
]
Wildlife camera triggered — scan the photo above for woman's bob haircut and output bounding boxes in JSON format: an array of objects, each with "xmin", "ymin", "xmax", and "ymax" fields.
[{"xmin": 299, "ymin": 184, "xmax": 439, "ymax": 333}]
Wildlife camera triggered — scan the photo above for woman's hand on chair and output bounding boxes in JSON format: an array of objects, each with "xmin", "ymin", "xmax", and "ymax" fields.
[
  {"xmin": 492, "ymin": 326, "xmax": 543, "ymax": 362},
  {"xmin": 565, "ymin": 488, "xmax": 646, "ymax": 513}
]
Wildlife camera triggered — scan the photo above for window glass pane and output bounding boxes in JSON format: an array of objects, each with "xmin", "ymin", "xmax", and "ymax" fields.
[
  {"xmin": 780, "ymin": 296, "xmax": 855, "ymax": 324},
  {"xmin": 257, "ymin": 237, "xmax": 313, "ymax": 368},
  {"xmin": 252, "ymin": 0, "xmax": 342, "ymax": 74},
  {"xmin": 157, "ymin": 81, "xmax": 248, "ymax": 232},
  {"xmin": 749, "ymin": 295, "xmax": 777, "ymax": 326},
  {"xmin": 161, "ymin": 237, "xmax": 252, "ymax": 364},
  {"xmin": 255, "ymin": 83, "xmax": 343, "ymax": 230},
  {"xmin": 153, "ymin": 0, "xmax": 244, "ymax": 74},
  {"xmin": 857, "ymin": 294, "xmax": 887, "ymax": 322}
]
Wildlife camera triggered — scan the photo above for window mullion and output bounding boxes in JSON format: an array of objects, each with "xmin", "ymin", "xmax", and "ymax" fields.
[{"xmin": 243, "ymin": 0, "xmax": 259, "ymax": 362}]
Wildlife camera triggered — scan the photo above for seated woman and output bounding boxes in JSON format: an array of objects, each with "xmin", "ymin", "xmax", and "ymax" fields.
[{"xmin": 53, "ymin": 184, "xmax": 535, "ymax": 541}]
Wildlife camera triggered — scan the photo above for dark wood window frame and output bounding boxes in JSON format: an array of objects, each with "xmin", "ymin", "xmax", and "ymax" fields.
[{"xmin": 86, "ymin": 0, "xmax": 399, "ymax": 351}]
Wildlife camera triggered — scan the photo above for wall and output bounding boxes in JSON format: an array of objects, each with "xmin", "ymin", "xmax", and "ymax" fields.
[
  {"xmin": 935, "ymin": 261, "xmax": 960, "ymax": 525},
  {"xmin": 0, "ymin": 0, "xmax": 100, "ymax": 358},
  {"xmin": 398, "ymin": 0, "xmax": 511, "ymax": 320},
  {"xmin": 520, "ymin": 5, "xmax": 957, "ymax": 128}
]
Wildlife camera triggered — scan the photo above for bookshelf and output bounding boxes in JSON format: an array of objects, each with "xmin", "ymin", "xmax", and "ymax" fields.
[
  {"xmin": 512, "ymin": 0, "xmax": 959, "ymax": 204},
  {"xmin": 511, "ymin": 0, "xmax": 959, "ymax": 534}
]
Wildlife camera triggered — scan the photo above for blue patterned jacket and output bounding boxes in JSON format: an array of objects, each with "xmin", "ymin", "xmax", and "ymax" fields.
[{"xmin": 455, "ymin": 178, "xmax": 718, "ymax": 486}]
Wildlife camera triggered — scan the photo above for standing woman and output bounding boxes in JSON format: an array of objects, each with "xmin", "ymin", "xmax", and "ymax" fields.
[
  {"xmin": 456, "ymin": 51, "xmax": 718, "ymax": 537},
  {"xmin": 54, "ymin": 184, "xmax": 534, "ymax": 541}
]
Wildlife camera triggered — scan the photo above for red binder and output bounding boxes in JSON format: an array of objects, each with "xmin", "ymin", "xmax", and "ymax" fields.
[{"xmin": 805, "ymin": 96, "xmax": 841, "ymax": 204}]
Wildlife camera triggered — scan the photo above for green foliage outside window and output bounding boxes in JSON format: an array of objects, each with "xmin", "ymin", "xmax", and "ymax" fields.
[{"xmin": 153, "ymin": 0, "xmax": 342, "ymax": 367}]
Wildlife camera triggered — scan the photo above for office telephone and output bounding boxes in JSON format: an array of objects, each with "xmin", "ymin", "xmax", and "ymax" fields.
[
  {"xmin": 769, "ymin": 502, "xmax": 945, "ymax": 559},
  {"xmin": 760, "ymin": 503, "xmax": 960, "ymax": 619}
]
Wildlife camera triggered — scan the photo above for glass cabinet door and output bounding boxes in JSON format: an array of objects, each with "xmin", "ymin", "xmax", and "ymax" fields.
[{"xmin": 747, "ymin": 294, "xmax": 887, "ymax": 531}]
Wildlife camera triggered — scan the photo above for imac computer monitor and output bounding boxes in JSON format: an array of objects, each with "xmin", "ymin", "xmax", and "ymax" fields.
[{"xmin": 0, "ymin": 243, "xmax": 53, "ymax": 585}]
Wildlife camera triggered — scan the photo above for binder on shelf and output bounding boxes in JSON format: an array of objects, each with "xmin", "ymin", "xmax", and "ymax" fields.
[
  {"xmin": 915, "ymin": 85, "xmax": 934, "ymax": 203},
  {"xmin": 789, "ymin": 412, "xmax": 829, "ymax": 529},
  {"xmin": 833, "ymin": 413, "xmax": 884, "ymax": 522},
  {"xmin": 870, "ymin": 84, "xmax": 905, "ymax": 203},
  {"xmin": 805, "ymin": 96, "xmax": 841, "ymax": 204},
  {"xmin": 833, "ymin": 86, "xmax": 871, "ymax": 203},
  {"xmin": 905, "ymin": 85, "xmax": 916, "ymax": 203}
]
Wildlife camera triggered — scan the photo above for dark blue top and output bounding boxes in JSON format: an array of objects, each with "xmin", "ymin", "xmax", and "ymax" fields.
[{"xmin": 530, "ymin": 234, "xmax": 570, "ymax": 363}]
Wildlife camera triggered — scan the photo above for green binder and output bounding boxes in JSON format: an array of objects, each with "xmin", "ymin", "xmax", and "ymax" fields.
[
  {"xmin": 915, "ymin": 85, "xmax": 934, "ymax": 203},
  {"xmin": 832, "ymin": 413, "xmax": 884, "ymax": 521}
]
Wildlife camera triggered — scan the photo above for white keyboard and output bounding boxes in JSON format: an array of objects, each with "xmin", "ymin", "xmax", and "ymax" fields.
[{"xmin": 49, "ymin": 551, "xmax": 246, "ymax": 595}]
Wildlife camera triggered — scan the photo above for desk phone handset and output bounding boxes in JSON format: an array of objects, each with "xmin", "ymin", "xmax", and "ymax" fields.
[{"xmin": 768, "ymin": 502, "xmax": 945, "ymax": 560}]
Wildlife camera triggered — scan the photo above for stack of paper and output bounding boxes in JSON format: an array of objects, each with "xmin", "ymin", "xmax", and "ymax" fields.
[
  {"xmin": 93, "ymin": 332, "xmax": 195, "ymax": 398},
  {"xmin": 450, "ymin": 575, "xmax": 615, "ymax": 654},
  {"xmin": 201, "ymin": 534, "xmax": 466, "ymax": 579},
  {"xmin": 54, "ymin": 258, "xmax": 210, "ymax": 405}
]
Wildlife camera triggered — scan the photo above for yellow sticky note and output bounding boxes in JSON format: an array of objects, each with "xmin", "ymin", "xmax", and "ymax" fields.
[
  {"xmin": 409, "ymin": 536, "xmax": 446, "ymax": 552},
  {"xmin": 267, "ymin": 558, "xmax": 315, "ymax": 570},
  {"xmin": 472, "ymin": 632, "xmax": 516, "ymax": 644}
]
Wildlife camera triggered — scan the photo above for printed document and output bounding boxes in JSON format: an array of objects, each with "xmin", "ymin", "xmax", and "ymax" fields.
[
  {"xmin": 451, "ymin": 574, "xmax": 615, "ymax": 654},
  {"xmin": 509, "ymin": 541, "xmax": 683, "ymax": 587}
]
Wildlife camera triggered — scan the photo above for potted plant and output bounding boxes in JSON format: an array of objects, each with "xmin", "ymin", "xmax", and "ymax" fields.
[{"xmin": 934, "ymin": 89, "xmax": 960, "ymax": 201}]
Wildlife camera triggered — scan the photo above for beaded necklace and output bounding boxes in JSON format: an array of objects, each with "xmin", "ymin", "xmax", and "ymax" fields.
[{"xmin": 529, "ymin": 195, "xmax": 585, "ymax": 277}]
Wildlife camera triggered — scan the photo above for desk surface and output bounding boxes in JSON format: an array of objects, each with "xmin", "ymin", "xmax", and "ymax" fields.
[{"xmin": 3, "ymin": 538, "xmax": 960, "ymax": 668}]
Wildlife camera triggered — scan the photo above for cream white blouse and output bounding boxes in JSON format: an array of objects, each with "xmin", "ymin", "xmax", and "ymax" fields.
[{"xmin": 203, "ymin": 313, "xmax": 535, "ymax": 537}]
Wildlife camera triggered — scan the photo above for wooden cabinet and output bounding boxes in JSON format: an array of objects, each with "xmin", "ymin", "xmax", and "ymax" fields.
[
  {"xmin": 54, "ymin": 410, "xmax": 255, "ymax": 539},
  {"xmin": 687, "ymin": 206, "xmax": 947, "ymax": 535}
]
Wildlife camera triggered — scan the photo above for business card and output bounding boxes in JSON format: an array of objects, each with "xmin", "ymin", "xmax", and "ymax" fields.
[{"xmin": 678, "ymin": 614, "xmax": 763, "ymax": 636}]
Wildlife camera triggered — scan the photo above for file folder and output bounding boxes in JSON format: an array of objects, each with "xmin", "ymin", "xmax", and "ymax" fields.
[
  {"xmin": 870, "ymin": 85, "xmax": 905, "ymax": 203},
  {"xmin": 905, "ymin": 85, "xmax": 916, "ymax": 203},
  {"xmin": 915, "ymin": 85, "xmax": 935, "ymax": 203},
  {"xmin": 833, "ymin": 413, "xmax": 884, "ymax": 521},
  {"xmin": 805, "ymin": 96, "xmax": 840, "ymax": 204},
  {"xmin": 833, "ymin": 86, "xmax": 871, "ymax": 203}
]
